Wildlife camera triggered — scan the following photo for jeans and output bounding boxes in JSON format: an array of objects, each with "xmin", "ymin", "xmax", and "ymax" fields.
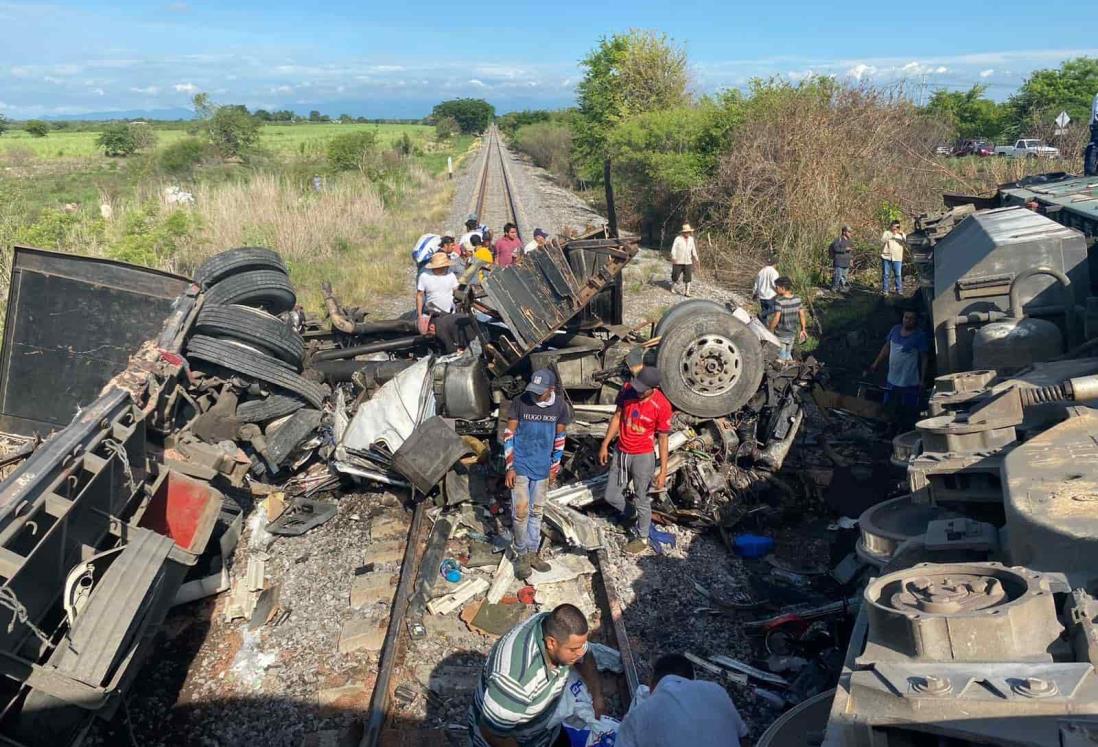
[
  {"xmin": 832, "ymin": 265, "xmax": 849, "ymax": 291},
  {"xmin": 777, "ymin": 337, "xmax": 794, "ymax": 361},
  {"xmin": 882, "ymin": 260, "xmax": 903, "ymax": 293},
  {"xmin": 511, "ymin": 475, "xmax": 547, "ymax": 554},
  {"xmin": 603, "ymin": 448, "xmax": 656, "ymax": 538}
]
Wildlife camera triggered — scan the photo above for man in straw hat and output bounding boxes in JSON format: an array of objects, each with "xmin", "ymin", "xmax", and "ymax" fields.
[
  {"xmin": 416, "ymin": 251, "xmax": 460, "ymax": 335},
  {"xmin": 670, "ymin": 223, "xmax": 700, "ymax": 296}
]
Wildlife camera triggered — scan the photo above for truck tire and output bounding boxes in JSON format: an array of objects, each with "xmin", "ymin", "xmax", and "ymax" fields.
[
  {"xmin": 204, "ymin": 270, "xmax": 297, "ymax": 314},
  {"xmin": 653, "ymin": 299, "xmax": 732, "ymax": 339},
  {"xmin": 237, "ymin": 394, "xmax": 307, "ymax": 423},
  {"xmin": 186, "ymin": 335, "xmax": 327, "ymax": 407},
  {"xmin": 193, "ymin": 247, "xmax": 287, "ymax": 288},
  {"xmin": 656, "ymin": 310, "xmax": 764, "ymax": 418},
  {"xmin": 195, "ymin": 304, "xmax": 305, "ymax": 368}
]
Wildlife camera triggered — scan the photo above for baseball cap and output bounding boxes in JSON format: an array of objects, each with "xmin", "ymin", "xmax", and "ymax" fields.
[
  {"xmin": 533, "ymin": 228, "xmax": 548, "ymax": 239},
  {"xmin": 465, "ymin": 212, "xmax": 478, "ymax": 223},
  {"xmin": 525, "ymin": 368, "xmax": 557, "ymax": 395},
  {"xmin": 631, "ymin": 366, "xmax": 661, "ymax": 394}
]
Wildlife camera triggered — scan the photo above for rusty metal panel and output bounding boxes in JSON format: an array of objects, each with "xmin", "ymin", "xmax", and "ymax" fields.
[
  {"xmin": 480, "ymin": 239, "xmax": 635, "ymax": 375},
  {"xmin": 0, "ymin": 246, "xmax": 190, "ymax": 436}
]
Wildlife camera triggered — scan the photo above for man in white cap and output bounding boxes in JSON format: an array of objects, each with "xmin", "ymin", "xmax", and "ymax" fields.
[
  {"xmin": 670, "ymin": 224, "xmax": 699, "ymax": 296},
  {"xmin": 503, "ymin": 368, "xmax": 572, "ymax": 579}
]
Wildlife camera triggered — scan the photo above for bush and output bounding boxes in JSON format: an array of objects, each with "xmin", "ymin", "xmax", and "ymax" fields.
[
  {"xmin": 327, "ymin": 130, "xmax": 378, "ymax": 171},
  {"xmin": 435, "ymin": 116, "xmax": 459, "ymax": 140},
  {"xmin": 159, "ymin": 137, "xmax": 210, "ymax": 173},
  {"xmin": 97, "ymin": 123, "xmax": 138, "ymax": 157},
  {"xmin": 111, "ymin": 202, "xmax": 199, "ymax": 266},
  {"xmin": 512, "ymin": 121, "xmax": 576, "ymax": 186},
  {"xmin": 24, "ymin": 120, "xmax": 49, "ymax": 137},
  {"xmin": 207, "ymin": 105, "xmax": 259, "ymax": 158},
  {"xmin": 129, "ymin": 123, "xmax": 158, "ymax": 152}
]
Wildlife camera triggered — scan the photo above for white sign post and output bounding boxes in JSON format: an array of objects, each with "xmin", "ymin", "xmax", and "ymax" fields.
[{"xmin": 1055, "ymin": 111, "xmax": 1071, "ymax": 137}]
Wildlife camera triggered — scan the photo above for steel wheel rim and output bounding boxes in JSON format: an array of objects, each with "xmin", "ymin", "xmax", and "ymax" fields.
[{"xmin": 680, "ymin": 334, "xmax": 742, "ymax": 396}]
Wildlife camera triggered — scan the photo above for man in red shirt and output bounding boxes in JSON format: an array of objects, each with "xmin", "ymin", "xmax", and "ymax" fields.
[
  {"xmin": 598, "ymin": 367, "xmax": 672, "ymax": 554},
  {"xmin": 494, "ymin": 222, "xmax": 523, "ymax": 267}
]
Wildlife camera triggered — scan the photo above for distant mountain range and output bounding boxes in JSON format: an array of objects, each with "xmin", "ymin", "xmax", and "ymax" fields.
[{"xmin": 41, "ymin": 108, "xmax": 197, "ymax": 121}]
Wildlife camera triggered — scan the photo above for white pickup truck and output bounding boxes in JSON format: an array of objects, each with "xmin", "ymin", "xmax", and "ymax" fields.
[{"xmin": 995, "ymin": 138, "xmax": 1060, "ymax": 158}]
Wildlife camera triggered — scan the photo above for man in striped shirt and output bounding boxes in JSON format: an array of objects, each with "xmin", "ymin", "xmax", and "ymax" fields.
[
  {"xmin": 767, "ymin": 276, "xmax": 807, "ymax": 362},
  {"xmin": 470, "ymin": 604, "xmax": 605, "ymax": 747}
]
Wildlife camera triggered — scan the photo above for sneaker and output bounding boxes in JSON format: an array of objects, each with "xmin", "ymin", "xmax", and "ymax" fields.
[
  {"xmin": 514, "ymin": 554, "xmax": 532, "ymax": 580},
  {"xmin": 623, "ymin": 537, "xmax": 648, "ymax": 555},
  {"xmin": 527, "ymin": 553, "xmax": 551, "ymax": 573}
]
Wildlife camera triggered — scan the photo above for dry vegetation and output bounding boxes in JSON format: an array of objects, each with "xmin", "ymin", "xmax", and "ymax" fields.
[{"xmin": 692, "ymin": 84, "xmax": 1084, "ymax": 288}]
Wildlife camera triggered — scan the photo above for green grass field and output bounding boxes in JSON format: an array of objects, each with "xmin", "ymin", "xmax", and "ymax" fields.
[{"xmin": 0, "ymin": 123, "xmax": 434, "ymax": 159}]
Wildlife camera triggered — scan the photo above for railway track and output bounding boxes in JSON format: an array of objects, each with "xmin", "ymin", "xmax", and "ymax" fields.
[
  {"xmin": 360, "ymin": 129, "xmax": 638, "ymax": 746},
  {"xmin": 472, "ymin": 125, "xmax": 526, "ymax": 241}
]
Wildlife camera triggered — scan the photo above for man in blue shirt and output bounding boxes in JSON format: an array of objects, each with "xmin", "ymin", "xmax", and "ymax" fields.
[
  {"xmin": 504, "ymin": 369, "xmax": 572, "ymax": 580},
  {"xmin": 869, "ymin": 309, "xmax": 928, "ymax": 423}
]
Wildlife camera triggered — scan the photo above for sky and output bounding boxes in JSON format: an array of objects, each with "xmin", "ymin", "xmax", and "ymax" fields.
[{"xmin": 2, "ymin": 0, "xmax": 1098, "ymax": 119}]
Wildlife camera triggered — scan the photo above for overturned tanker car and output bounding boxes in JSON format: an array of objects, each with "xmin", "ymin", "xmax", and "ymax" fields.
[
  {"xmin": 0, "ymin": 231, "xmax": 804, "ymax": 744},
  {"xmin": 759, "ymin": 173, "xmax": 1098, "ymax": 746}
]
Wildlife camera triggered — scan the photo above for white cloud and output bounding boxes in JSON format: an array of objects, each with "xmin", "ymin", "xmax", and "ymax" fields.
[
  {"xmin": 173, "ymin": 82, "xmax": 198, "ymax": 93},
  {"xmin": 130, "ymin": 85, "xmax": 160, "ymax": 94},
  {"xmin": 269, "ymin": 84, "xmax": 294, "ymax": 94},
  {"xmin": 42, "ymin": 76, "xmax": 64, "ymax": 85},
  {"xmin": 90, "ymin": 88, "xmax": 105, "ymax": 96},
  {"xmin": 979, "ymin": 69, "xmax": 995, "ymax": 78},
  {"xmin": 468, "ymin": 78, "xmax": 487, "ymax": 88},
  {"xmin": 846, "ymin": 63, "xmax": 876, "ymax": 80}
]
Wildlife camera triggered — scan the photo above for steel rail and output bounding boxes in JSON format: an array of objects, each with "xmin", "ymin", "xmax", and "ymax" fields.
[
  {"xmin": 472, "ymin": 127, "xmax": 523, "ymax": 240},
  {"xmin": 360, "ymin": 499, "xmax": 428, "ymax": 747}
]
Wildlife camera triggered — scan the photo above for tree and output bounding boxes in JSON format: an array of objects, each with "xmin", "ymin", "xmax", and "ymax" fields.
[
  {"xmin": 925, "ymin": 85, "xmax": 1007, "ymax": 140},
  {"xmin": 24, "ymin": 120, "xmax": 49, "ymax": 137},
  {"xmin": 253, "ymin": 109, "xmax": 273, "ymax": 122},
  {"xmin": 97, "ymin": 123, "xmax": 138, "ymax": 156},
  {"xmin": 309, "ymin": 110, "xmax": 322, "ymax": 122},
  {"xmin": 430, "ymin": 99, "xmax": 494, "ymax": 134},
  {"xmin": 338, "ymin": 113, "xmax": 353, "ymax": 124},
  {"xmin": 575, "ymin": 30, "xmax": 690, "ymax": 178},
  {"xmin": 0, "ymin": 113, "xmax": 8, "ymax": 136},
  {"xmin": 1009, "ymin": 57, "xmax": 1098, "ymax": 134},
  {"xmin": 191, "ymin": 93, "xmax": 259, "ymax": 158}
]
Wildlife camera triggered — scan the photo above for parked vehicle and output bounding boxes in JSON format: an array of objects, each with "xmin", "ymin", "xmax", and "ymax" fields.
[
  {"xmin": 994, "ymin": 138, "xmax": 1060, "ymax": 158},
  {"xmin": 951, "ymin": 138, "xmax": 994, "ymax": 157}
]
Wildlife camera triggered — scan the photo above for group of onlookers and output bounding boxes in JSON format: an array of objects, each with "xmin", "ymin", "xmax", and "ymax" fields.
[{"xmin": 412, "ymin": 214, "xmax": 551, "ymax": 352}]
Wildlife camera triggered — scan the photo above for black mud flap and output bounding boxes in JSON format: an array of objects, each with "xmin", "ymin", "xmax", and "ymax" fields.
[{"xmin": 0, "ymin": 246, "xmax": 190, "ymax": 436}]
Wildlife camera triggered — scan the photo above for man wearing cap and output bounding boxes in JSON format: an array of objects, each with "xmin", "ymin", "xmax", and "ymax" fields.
[
  {"xmin": 524, "ymin": 228, "xmax": 549, "ymax": 256},
  {"xmin": 670, "ymin": 224, "xmax": 699, "ymax": 296},
  {"xmin": 416, "ymin": 251, "xmax": 459, "ymax": 334},
  {"xmin": 829, "ymin": 225, "xmax": 854, "ymax": 293},
  {"xmin": 459, "ymin": 214, "xmax": 480, "ymax": 253},
  {"xmin": 880, "ymin": 220, "xmax": 907, "ymax": 296},
  {"xmin": 598, "ymin": 366, "xmax": 672, "ymax": 555},
  {"xmin": 504, "ymin": 368, "xmax": 572, "ymax": 579}
]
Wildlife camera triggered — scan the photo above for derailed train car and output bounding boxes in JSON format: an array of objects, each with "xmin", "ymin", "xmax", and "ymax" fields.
[{"xmin": 761, "ymin": 172, "xmax": 1098, "ymax": 745}]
